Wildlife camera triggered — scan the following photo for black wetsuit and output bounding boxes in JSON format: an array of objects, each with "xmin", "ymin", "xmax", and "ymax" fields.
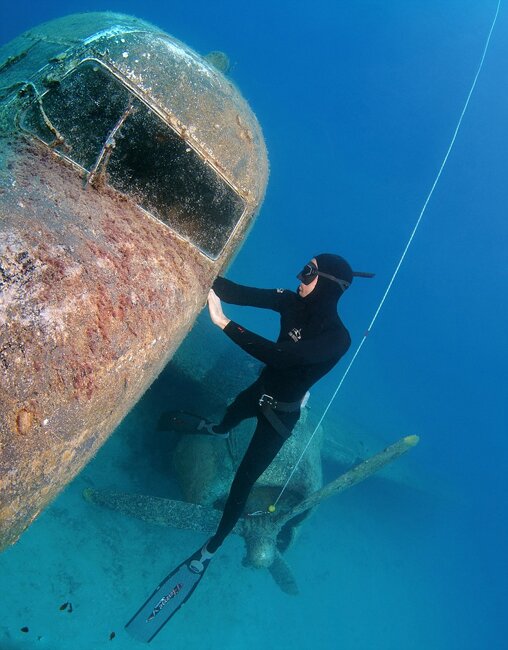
[{"xmin": 207, "ymin": 276, "xmax": 351, "ymax": 553}]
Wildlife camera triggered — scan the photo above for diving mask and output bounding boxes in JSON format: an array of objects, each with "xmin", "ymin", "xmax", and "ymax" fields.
[{"xmin": 297, "ymin": 261, "xmax": 375, "ymax": 291}]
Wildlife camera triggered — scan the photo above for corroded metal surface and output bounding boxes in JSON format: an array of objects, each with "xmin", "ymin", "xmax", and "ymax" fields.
[
  {"xmin": 83, "ymin": 489, "xmax": 225, "ymax": 534},
  {"xmin": 0, "ymin": 13, "xmax": 268, "ymax": 550}
]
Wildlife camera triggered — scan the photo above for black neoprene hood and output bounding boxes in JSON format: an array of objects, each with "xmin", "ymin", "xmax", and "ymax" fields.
[
  {"xmin": 315, "ymin": 254, "xmax": 354, "ymax": 284},
  {"xmin": 308, "ymin": 253, "xmax": 353, "ymax": 303}
]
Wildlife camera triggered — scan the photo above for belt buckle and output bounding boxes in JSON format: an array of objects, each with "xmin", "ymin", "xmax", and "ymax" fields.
[{"xmin": 259, "ymin": 393, "xmax": 276, "ymax": 408}]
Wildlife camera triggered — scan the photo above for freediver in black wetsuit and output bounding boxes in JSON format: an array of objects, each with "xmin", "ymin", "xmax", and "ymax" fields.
[
  {"xmin": 125, "ymin": 254, "xmax": 373, "ymax": 639},
  {"xmin": 189, "ymin": 253, "xmax": 364, "ymax": 571}
]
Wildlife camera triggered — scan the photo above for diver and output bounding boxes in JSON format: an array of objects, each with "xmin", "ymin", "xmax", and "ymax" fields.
[
  {"xmin": 186, "ymin": 253, "xmax": 370, "ymax": 570},
  {"xmin": 127, "ymin": 254, "xmax": 373, "ymax": 639}
]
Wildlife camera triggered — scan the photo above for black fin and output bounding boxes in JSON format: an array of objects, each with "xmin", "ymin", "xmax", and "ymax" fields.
[
  {"xmin": 125, "ymin": 547, "xmax": 211, "ymax": 643},
  {"xmin": 157, "ymin": 411, "xmax": 228, "ymax": 438},
  {"xmin": 157, "ymin": 411, "xmax": 206, "ymax": 433}
]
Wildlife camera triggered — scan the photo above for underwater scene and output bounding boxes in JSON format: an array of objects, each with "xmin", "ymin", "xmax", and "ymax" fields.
[{"xmin": 0, "ymin": 1, "xmax": 507, "ymax": 649}]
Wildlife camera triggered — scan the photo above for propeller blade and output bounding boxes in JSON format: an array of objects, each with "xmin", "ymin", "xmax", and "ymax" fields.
[{"xmin": 268, "ymin": 550, "xmax": 299, "ymax": 596}]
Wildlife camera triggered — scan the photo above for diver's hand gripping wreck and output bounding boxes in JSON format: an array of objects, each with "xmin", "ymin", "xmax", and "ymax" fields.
[{"xmin": 207, "ymin": 289, "xmax": 230, "ymax": 330}]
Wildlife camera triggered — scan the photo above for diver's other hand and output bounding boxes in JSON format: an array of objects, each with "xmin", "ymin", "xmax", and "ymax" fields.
[{"xmin": 207, "ymin": 289, "xmax": 230, "ymax": 330}]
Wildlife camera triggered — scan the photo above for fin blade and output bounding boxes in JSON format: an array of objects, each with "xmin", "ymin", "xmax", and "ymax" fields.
[
  {"xmin": 157, "ymin": 411, "xmax": 206, "ymax": 433},
  {"xmin": 125, "ymin": 554, "xmax": 207, "ymax": 642}
]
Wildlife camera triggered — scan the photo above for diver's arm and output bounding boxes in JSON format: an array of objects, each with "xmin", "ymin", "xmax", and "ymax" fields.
[
  {"xmin": 212, "ymin": 277, "xmax": 289, "ymax": 312},
  {"xmin": 223, "ymin": 321, "xmax": 348, "ymax": 369},
  {"xmin": 207, "ymin": 289, "xmax": 346, "ymax": 368}
]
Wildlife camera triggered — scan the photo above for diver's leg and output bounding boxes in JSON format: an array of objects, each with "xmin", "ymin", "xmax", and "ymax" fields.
[
  {"xmin": 207, "ymin": 412, "xmax": 298, "ymax": 554},
  {"xmin": 212, "ymin": 380, "xmax": 261, "ymax": 434}
]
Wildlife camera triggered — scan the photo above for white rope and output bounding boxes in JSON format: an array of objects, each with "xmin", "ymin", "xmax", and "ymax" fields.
[{"xmin": 272, "ymin": 0, "xmax": 501, "ymax": 508}]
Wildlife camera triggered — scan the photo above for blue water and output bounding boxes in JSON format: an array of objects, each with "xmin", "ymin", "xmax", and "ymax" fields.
[{"xmin": 1, "ymin": 1, "xmax": 507, "ymax": 649}]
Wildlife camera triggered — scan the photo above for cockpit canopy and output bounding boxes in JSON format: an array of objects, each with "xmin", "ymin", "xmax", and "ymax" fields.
[{"xmin": 20, "ymin": 60, "xmax": 246, "ymax": 259}]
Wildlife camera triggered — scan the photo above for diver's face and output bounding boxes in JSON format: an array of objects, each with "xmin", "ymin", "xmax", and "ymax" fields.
[{"xmin": 298, "ymin": 258, "xmax": 319, "ymax": 297}]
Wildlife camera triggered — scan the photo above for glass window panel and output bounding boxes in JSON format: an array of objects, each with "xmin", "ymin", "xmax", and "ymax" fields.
[
  {"xmin": 21, "ymin": 62, "xmax": 131, "ymax": 170},
  {"xmin": 19, "ymin": 61, "xmax": 245, "ymax": 258},
  {"xmin": 107, "ymin": 102, "xmax": 245, "ymax": 258}
]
